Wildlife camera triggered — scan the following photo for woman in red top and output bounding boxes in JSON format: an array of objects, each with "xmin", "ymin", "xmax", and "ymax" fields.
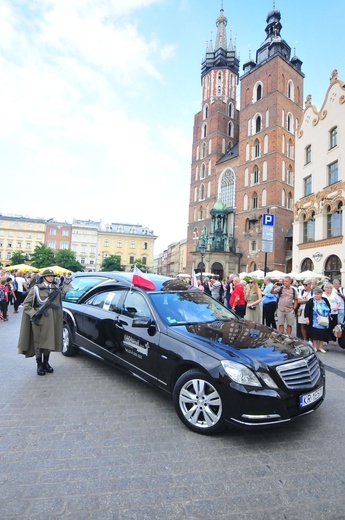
[{"xmin": 229, "ymin": 277, "xmax": 246, "ymax": 318}]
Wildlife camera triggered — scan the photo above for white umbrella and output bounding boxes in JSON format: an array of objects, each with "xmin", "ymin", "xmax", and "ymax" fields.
[
  {"xmin": 287, "ymin": 271, "xmax": 301, "ymax": 279},
  {"xmin": 248, "ymin": 269, "xmax": 265, "ymax": 279},
  {"xmin": 267, "ymin": 269, "xmax": 286, "ymax": 279},
  {"xmin": 239, "ymin": 272, "xmax": 248, "ymax": 279},
  {"xmin": 298, "ymin": 270, "xmax": 327, "ymax": 280}
]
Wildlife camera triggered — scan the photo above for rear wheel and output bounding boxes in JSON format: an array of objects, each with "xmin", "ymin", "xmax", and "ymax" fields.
[
  {"xmin": 62, "ymin": 322, "xmax": 78, "ymax": 357},
  {"xmin": 173, "ymin": 369, "xmax": 226, "ymax": 435}
]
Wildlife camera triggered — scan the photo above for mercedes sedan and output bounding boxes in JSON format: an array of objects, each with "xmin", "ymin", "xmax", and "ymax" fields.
[{"xmin": 61, "ymin": 272, "xmax": 325, "ymax": 435}]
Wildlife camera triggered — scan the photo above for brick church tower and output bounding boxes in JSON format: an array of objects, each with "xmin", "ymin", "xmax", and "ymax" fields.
[
  {"xmin": 186, "ymin": 5, "xmax": 304, "ymax": 278},
  {"xmin": 235, "ymin": 7, "xmax": 304, "ymax": 274},
  {"xmin": 187, "ymin": 6, "xmax": 241, "ymax": 278}
]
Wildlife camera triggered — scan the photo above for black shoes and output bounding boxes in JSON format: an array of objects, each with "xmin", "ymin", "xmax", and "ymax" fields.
[
  {"xmin": 43, "ymin": 356, "xmax": 54, "ymax": 373},
  {"xmin": 36, "ymin": 354, "xmax": 54, "ymax": 375},
  {"xmin": 36, "ymin": 358, "xmax": 45, "ymax": 376}
]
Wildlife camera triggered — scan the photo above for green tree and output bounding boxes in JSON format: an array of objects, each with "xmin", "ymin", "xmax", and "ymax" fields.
[
  {"xmin": 55, "ymin": 249, "xmax": 83, "ymax": 273},
  {"xmin": 100, "ymin": 255, "xmax": 124, "ymax": 272},
  {"xmin": 9, "ymin": 251, "xmax": 26, "ymax": 265},
  {"xmin": 132, "ymin": 258, "xmax": 150, "ymax": 273},
  {"xmin": 30, "ymin": 243, "xmax": 55, "ymax": 269}
]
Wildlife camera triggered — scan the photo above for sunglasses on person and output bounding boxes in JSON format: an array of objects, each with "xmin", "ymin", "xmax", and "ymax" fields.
[{"xmin": 249, "ymin": 281, "xmax": 254, "ymax": 283}]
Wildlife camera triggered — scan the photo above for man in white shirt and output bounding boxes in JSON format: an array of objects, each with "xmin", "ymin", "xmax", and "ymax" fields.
[{"xmin": 332, "ymin": 279, "xmax": 345, "ymax": 324}]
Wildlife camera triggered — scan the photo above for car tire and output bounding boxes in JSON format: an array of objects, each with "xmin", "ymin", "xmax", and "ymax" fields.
[
  {"xmin": 62, "ymin": 322, "xmax": 78, "ymax": 357},
  {"xmin": 173, "ymin": 369, "xmax": 226, "ymax": 435}
]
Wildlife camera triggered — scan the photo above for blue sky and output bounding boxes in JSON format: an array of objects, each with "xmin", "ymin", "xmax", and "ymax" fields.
[{"xmin": 1, "ymin": 0, "xmax": 344, "ymax": 253}]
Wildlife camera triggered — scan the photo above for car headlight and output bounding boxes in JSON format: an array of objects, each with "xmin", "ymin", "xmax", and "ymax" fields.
[{"xmin": 221, "ymin": 360, "xmax": 262, "ymax": 387}]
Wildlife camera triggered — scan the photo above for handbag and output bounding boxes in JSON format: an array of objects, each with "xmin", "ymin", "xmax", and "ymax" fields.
[
  {"xmin": 249, "ymin": 305, "xmax": 256, "ymax": 310},
  {"xmin": 317, "ymin": 315, "xmax": 329, "ymax": 327}
]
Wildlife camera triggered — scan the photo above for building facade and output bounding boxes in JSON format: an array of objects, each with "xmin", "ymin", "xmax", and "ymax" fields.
[
  {"xmin": 0, "ymin": 216, "xmax": 46, "ymax": 265},
  {"xmin": 293, "ymin": 70, "xmax": 345, "ymax": 282},
  {"xmin": 0, "ymin": 216, "xmax": 156, "ymax": 272},
  {"xmin": 186, "ymin": 6, "xmax": 304, "ymax": 278},
  {"xmin": 98, "ymin": 223, "xmax": 156, "ymax": 272}
]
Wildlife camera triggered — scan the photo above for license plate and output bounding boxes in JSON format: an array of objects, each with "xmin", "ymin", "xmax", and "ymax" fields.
[{"xmin": 299, "ymin": 386, "xmax": 324, "ymax": 408}]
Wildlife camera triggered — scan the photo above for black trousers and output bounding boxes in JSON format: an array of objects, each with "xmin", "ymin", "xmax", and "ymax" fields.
[
  {"xmin": 263, "ymin": 302, "xmax": 277, "ymax": 328},
  {"xmin": 235, "ymin": 304, "xmax": 246, "ymax": 318}
]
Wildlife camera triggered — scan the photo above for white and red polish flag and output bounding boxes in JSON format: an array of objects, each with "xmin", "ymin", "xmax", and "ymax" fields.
[{"xmin": 131, "ymin": 266, "xmax": 156, "ymax": 290}]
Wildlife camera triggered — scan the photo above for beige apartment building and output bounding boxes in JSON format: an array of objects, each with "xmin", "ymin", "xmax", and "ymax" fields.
[{"xmin": 97, "ymin": 223, "xmax": 157, "ymax": 272}]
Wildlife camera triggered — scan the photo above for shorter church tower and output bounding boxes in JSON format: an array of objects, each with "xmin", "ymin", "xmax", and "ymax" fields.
[{"xmin": 235, "ymin": 7, "xmax": 304, "ymax": 273}]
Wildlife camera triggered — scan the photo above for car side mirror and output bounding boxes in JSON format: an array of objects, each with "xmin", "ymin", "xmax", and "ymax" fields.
[{"xmin": 132, "ymin": 317, "xmax": 157, "ymax": 337}]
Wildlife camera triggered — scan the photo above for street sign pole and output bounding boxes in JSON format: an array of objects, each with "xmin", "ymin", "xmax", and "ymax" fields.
[{"xmin": 262, "ymin": 210, "xmax": 275, "ymax": 276}]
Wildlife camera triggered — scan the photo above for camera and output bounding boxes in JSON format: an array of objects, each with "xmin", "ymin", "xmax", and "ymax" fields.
[{"xmin": 276, "ymin": 282, "xmax": 282, "ymax": 286}]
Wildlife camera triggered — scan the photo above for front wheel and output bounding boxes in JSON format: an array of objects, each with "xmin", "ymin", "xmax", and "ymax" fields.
[
  {"xmin": 62, "ymin": 322, "xmax": 78, "ymax": 357},
  {"xmin": 173, "ymin": 369, "xmax": 226, "ymax": 435}
]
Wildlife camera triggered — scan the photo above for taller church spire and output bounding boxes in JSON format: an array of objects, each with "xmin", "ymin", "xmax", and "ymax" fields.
[{"xmin": 201, "ymin": 5, "xmax": 239, "ymax": 78}]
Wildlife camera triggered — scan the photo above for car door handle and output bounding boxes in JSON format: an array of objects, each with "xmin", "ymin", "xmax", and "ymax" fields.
[{"xmin": 117, "ymin": 318, "xmax": 128, "ymax": 327}]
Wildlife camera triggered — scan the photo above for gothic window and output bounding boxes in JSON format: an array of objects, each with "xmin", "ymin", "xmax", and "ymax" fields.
[
  {"xmin": 200, "ymin": 163, "xmax": 206, "ymax": 179},
  {"xmin": 287, "ymin": 139, "xmax": 293, "ymax": 159},
  {"xmin": 201, "ymin": 142, "xmax": 206, "ymax": 159},
  {"xmin": 228, "ymin": 121, "xmax": 233, "ymax": 137},
  {"xmin": 229, "ymin": 103, "xmax": 234, "ymax": 118},
  {"xmin": 217, "ymin": 71, "xmax": 222, "ymax": 82},
  {"xmin": 199, "ymin": 183, "xmax": 205, "ymax": 200},
  {"xmin": 254, "ymin": 139, "xmax": 260, "ymax": 158},
  {"xmin": 255, "ymin": 115, "xmax": 262, "ymax": 133},
  {"xmin": 330, "ymin": 127, "xmax": 338, "ymax": 149},
  {"xmin": 287, "ymin": 166, "xmax": 293, "ymax": 185},
  {"xmin": 217, "ymin": 85, "xmax": 221, "ymax": 95},
  {"xmin": 199, "ymin": 206, "xmax": 204, "ymax": 220},
  {"xmin": 204, "ymin": 104, "xmax": 209, "ymax": 119},
  {"xmin": 264, "ymin": 134, "xmax": 268, "ymax": 153},
  {"xmin": 287, "ymin": 113, "xmax": 293, "ymax": 132},
  {"xmin": 287, "ymin": 80, "xmax": 294, "ymax": 100},
  {"xmin": 256, "ymin": 84, "xmax": 262, "ymax": 101},
  {"xmin": 202, "ymin": 123, "xmax": 207, "ymax": 138},
  {"xmin": 252, "ymin": 192, "xmax": 258, "ymax": 209},
  {"xmin": 287, "ymin": 192, "xmax": 293, "ymax": 210},
  {"xmin": 219, "ymin": 168, "xmax": 235, "ymax": 208},
  {"xmin": 252, "ymin": 165, "xmax": 259, "ymax": 185},
  {"xmin": 251, "ymin": 240, "xmax": 257, "ymax": 252},
  {"xmin": 302, "ymin": 213, "xmax": 315, "ymax": 243},
  {"xmin": 327, "ymin": 202, "xmax": 342, "ymax": 238}
]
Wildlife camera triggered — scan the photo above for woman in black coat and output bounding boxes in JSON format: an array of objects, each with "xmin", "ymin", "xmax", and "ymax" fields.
[{"xmin": 304, "ymin": 287, "xmax": 331, "ymax": 353}]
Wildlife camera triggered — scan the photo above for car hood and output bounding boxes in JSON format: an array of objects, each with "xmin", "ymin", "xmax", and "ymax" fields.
[{"xmin": 167, "ymin": 318, "xmax": 313, "ymax": 369}]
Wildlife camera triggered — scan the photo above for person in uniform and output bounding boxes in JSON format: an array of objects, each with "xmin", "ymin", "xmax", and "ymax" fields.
[{"xmin": 17, "ymin": 268, "xmax": 63, "ymax": 376}]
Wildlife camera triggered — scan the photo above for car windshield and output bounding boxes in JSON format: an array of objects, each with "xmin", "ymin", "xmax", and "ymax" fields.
[
  {"xmin": 150, "ymin": 290, "xmax": 235, "ymax": 325},
  {"xmin": 62, "ymin": 276, "xmax": 110, "ymax": 303}
]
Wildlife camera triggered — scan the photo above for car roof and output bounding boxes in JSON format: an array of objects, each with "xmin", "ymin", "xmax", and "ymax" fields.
[{"xmin": 71, "ymin": 271, "xmax": 175, "ymax": 292}]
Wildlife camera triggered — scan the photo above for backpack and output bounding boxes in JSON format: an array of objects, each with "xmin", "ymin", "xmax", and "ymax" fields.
[{"xmin": 0, "ymin": 285, "xmax": 5, "ymax": 302}]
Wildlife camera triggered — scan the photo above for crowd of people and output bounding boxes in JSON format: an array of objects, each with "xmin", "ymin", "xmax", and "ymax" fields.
[{"xmin": 193, "ymin": 273, "xmax": 345, "ymax": 354}]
